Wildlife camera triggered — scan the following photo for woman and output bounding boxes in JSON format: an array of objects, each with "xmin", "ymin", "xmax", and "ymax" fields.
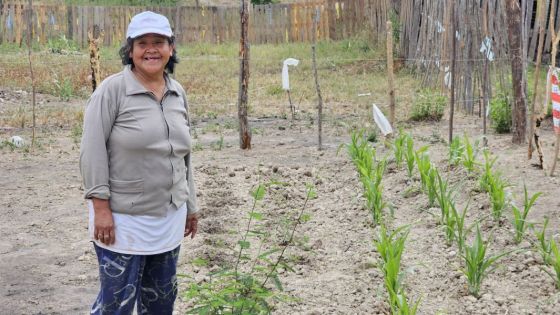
[{"xmin": 79, "ymin": 11, "xmax": 199, "ymax": 315}]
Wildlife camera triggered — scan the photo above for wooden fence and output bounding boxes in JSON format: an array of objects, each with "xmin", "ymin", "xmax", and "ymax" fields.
[{"xmin": 0, "ymin": 0, "xmax": 381, "ymax": 47}]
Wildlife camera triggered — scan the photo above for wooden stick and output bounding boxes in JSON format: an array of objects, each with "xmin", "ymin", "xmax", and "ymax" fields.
[
  {"xmin": 386, "ymin": 20, "xmax": 395, "ymax": 126},
  {"xmin": 449, "ymin": 0, "xmax": 456, "ymax": 144},
  {"xmin": 312, "ymin": 8, "xmax": 323, "ymax": 150},
  {"xmin": 26, "ymin": 0, "xmax": 36, "ymax": 149},
  {"xmin": 549, "ymin": 0, "xmax": 560, "ymax": 175},
  {"xmin": 238, "ymin": 0, "xmax": 251, "ymax": 150},
  {"xmin": 528, "ymin": 0, "xmax": 545, "ymax": 160}
]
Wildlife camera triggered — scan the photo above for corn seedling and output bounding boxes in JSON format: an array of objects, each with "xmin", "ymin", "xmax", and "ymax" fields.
[
  {"xmin": 487, "ymin": 171, "xmax": 509, "ymax": 221},
  {"xmin": 479, "ymin": 150, "xmax": 497, "ymax": 193},
  {"xmin": 535, "ymin": 218, "xmax": 553, "ymax": 265},
  {"xmin": 448, "ymin": 136, "xmax": 464, "ymax": 167},
  {"xmin": 374, "ymin": 224, "xmax": 419, "ymax": 314},
  {"xmin": 414, "ymin": 147, "xmax": 431, "ymax": 191},
  {"xmin": 425, "ymin": 168, "xmax": 439, "ymax": 208},
  {"xmin": 461, "ymin": 134, "xmax": 479, "ymax": 173},
  {"xmin": 362, "ymin": 159, "xmax": 387, "ymax": 225},
  {"xmin": 511, "ymin": 184, "xmax": 542, "ymax": 244},
  {"xmin": 546, "ymin": 240, "xmax": 560, "ymax": 289},
  {"xmin": 392, "ymin": 131, "xmax": 407, "ymax": 169},
  {"xmin": 450, "ymin": 200, "xmax": 469, "ymax": 253},
  {"xmin": 185, "ymin": 183, "xmax": 315, "ymax": 314},
  {"xmin": 461, "ymin": 225, "xmax": 511, "ymax": 297},
  {"xmin": 404, "ymin": 135, "xmax": 415, "ymax": 178},
  {"xmin": 435, "ymin": 171, "xmax": 453, "ymax": 226}
]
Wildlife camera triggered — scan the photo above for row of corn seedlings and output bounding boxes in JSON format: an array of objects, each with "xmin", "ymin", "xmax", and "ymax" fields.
[
  {"xmin": 346, "ymin": 131, "xmax": 420, "ymax": 313},
  {"xmin": 391, "ymin": 132, "xmax": 543, "ymax": 298}
]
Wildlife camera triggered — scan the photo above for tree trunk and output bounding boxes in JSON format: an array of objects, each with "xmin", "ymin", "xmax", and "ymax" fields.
[
  {"xmin": 237, "ymin": 0, "xmax": 251, "ymax": 150},
  {"xmin": 506, "ymin": 0, "xmax": 527, "ymax": 144}
]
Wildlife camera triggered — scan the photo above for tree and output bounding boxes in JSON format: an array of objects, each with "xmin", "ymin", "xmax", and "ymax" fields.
[{"xmin": 505, "ymin": 0, "xmax": 527, "ymax": 144}]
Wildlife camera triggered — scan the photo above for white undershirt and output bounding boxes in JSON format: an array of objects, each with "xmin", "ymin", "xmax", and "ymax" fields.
[{"xmin": 87, "ymin": 200, "xmax": 187, "ymax": 255}]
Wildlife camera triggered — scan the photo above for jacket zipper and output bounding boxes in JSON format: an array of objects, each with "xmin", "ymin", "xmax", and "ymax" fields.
[{"xmin": 155, "ymin": 91, "xmax": 174, "ymax": 203}]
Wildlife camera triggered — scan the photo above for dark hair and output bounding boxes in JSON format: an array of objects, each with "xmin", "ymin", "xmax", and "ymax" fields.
[{"xmin": 119, "ymin": 36, "xmax": 179, "ymax": 74}]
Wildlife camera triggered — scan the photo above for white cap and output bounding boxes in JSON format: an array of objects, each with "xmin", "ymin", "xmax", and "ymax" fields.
[{"xmin": 126, "ymin": 11, "xmax": 173, "ymax": 39}]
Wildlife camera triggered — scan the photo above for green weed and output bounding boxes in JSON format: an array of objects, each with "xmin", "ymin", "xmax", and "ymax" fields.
[
  {"xmin": 410, "ymin": 89, "xmax": 446, "ymax": 122},
  {"xmin": 489, "ymin": 92, "xmax": 511, "ymax": 133}
]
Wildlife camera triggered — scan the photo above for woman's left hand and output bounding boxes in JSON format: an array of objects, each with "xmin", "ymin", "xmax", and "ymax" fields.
[{"xmin": 184, "ymin": 212, "xmax": 198, "ymax": 239}]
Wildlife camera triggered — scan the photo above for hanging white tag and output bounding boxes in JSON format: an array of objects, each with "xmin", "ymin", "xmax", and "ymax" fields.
[
  {"xmin": 282, "ymin": 58, "xmax": 299, "ymax": 90},
  {"xmin": 372, "ymin": 104, "xmax": 393, "ymax": 136}
]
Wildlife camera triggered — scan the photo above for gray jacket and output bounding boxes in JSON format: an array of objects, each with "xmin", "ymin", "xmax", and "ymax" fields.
[{"xmin": 80, "ymin": 66, "xmax": 198, "ymax": 217}]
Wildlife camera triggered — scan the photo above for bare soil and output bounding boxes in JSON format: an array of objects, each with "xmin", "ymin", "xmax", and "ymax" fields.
[{"xmin": 1, "ymin": 88, "xmax": 560, "ymax": 314}]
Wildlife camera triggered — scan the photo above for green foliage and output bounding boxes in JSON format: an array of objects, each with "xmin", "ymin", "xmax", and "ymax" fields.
[
  {"xmin": 547, "ymin": 240, "xmax": 560, "ymax": 289},
  {"xmin": 479, "ymin": 150, "xmax": 497, "ymax": 193},
  {"xmin": 450, "ymin": 200, "xmax": 469, "ymax": 253},
  {"xmin": 410, "ymin": 89, "xmax": 446, "ymax": 122},
  {"xmin": 461, "ymin": 134, "xmax": 479, "ymax": 174},
  {"xmin": 46, "ymin": 34, "xmax": 79, "ymax": 54},
  {"xmin": 185, "ymin": 183, "xmax": 314, "ymax": 314},
  {"xmin": 487, "ymin": 171, "xmax": 509, "ymax": 221},
  {"xmin": 53, "ymin": 75, "xmax": 75, "ymax": 101},
  {"xmin": 251, "ymin": 0, "xmax": 277, "ymax": 4},
  {"xmin": 404, "ymin": 135, "xmax": 415, "ymax": 178},
  {"xmin": 373, "ymin": 225, "xmax": 420, "ymax": 314},
  {"xmin": 489, "ymin": 92, "xmax": 512, "ymax": 133},
  {"xmin": 392, "ymin": 130, "xmax": 407, "ymax": 169},
  {"xmin": 345, "ymin": 131, "xmax": 387, "ymax": 226},
  {"xmin": 535, "ymin": 218, "xmax": 553, "ymax": 265},
  {"xmin": 448, "ymin": 137, "xmax": 464, "ymax": 167},
  {"xmin": 511, "ymin": 184, "xmax": 541, "ymax": 244},
  {"xmin": 461, "ymin": 225, "xmax": 510, "ymax": 297},
  {"xmin": 388, "ymin": 9, "xmax": 401, "ymax": 45}
]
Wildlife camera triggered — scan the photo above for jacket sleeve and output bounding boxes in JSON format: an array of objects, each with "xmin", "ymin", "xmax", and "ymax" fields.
[
  {"xmin": 79, "ymin": 89, "xmax": 118, "ymax": 200},
  {"xmin": 182, "ymin": 90, "xmax": 199, "ymax": 215}
]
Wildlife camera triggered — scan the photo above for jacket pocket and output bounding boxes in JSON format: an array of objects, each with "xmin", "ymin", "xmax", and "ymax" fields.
[
  {"xmin": 109, "ymin": 179, "xmax": 144, "ymax": 193},
  {"xmin": 109, "ymin": 179, "xmax": 144, "ymax": 213}
]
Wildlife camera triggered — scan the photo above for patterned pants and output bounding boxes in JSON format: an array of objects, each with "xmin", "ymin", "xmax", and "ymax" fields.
[{"xmin": 91, "ymin": 244, "xmax": 180, "ymax": 315}]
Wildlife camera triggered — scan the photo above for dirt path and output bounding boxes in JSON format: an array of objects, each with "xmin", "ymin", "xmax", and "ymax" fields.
[{"xmin": 1, "ymin": 93, "xmax": 560, "ymax": 314}]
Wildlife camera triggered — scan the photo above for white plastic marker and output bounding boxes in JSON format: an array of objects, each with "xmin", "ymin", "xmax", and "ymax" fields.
[
  {"xmin": 282, "ymin": 58, "xmax": 300, "ymax": 90},
  {"xmin": 10, "ymin": 136, "xmax": 24, "ymax": 147},
  {"xmin": 479, "ymin": 36, "xmax": 495, "ymax": 62},
  {"xmin": 372, "ymin": 104, "xmax": 393, "ymax": 136}
]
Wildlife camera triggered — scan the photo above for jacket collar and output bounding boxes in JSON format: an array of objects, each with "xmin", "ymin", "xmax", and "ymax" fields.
[{"xmin": 123, "ymin": 65, "xmax": 179, "ymax": 96}]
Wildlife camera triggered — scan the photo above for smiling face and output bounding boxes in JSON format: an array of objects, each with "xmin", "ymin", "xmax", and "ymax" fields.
[{"xmin": 130, "ymin": 34, "xmax": 174, "ymax": 78}]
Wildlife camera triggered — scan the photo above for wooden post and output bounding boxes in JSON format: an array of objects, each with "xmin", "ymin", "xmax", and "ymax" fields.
[
  {"xmin": 449, "ymin": 0, "xmax": 456, "ymax": 144},
  {"xmin": 528, "ymin": 0, "xmax": 545, "ymax": 160},
  {"xmin": 312, "ymin": 8, "xmax": 323, "ymax": 150},
  {"xmin": 88, "ymin": 24, "xmax": 103, "ymax": 92},
  {"xmin": 506, "ymin": 0, "xmax": 527, "ymax": 144},
  {"xmin": 386, "ymin": 20, "xmax": 395, "ymax": 126},
  {"xmin": 481, "ymin": 0, "xmax": 489, "ymax": 147},
  {"xmin": 238, "ymin": 0, "xmax": 251, "ymax": 150},
  {"xmin": 548, "ymin": 0, "xmax": 560, "ymax": 175},
  {"xmin": 26, "ymin": 0, "xmax": 36, "ymax": 148}
]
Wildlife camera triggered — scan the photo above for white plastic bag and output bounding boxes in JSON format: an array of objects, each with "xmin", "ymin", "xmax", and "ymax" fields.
[
  {"xmin": 372, "ymin": 104, "xmax": 393, "ymax": 136},
  {"xmin": 282, "ymin": 58, "xmax": 299, "ymax": 90}
]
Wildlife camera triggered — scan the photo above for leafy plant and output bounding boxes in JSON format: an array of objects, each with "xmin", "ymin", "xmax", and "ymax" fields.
[
  {"xmin": 489, "ymin": 92, "xmax": 511, "ymax": 133},
  {"xmin": 374, "ymin": 224, "xmax": 420, "ymax": 314},
  {"xmin": 479, "ymin": 150, "xmax": 497, "ymax": 193},
  {"xmin": 461, "ymin": 225, "xmax": 511, "ymax": 297},
  {"xmin": 435, "ymin": 171, "xmax": 453, "ymax": 226},
  {"xmin": 414, "ymin": 147, "xmax": 431, "ymax": 192},
  {"xmin": 535, "ymin": 218, "xmax": 553, "ymax": 265},
  {"xmin": 392, "ymin": 130, "xmax": 407, "ymax": 169},
  {"xmin": 404, "ymin": 135, "xmax": 415, "ymax": 178},
  {"xmin": 461, "ymin": 134, "xmax": 479, "ymax": 174},
  {"xmin": 546, "ymin": 240, "xmax": 560, "ymax": 289},
  {"xmin": 450, "ymin": 200, "xmax": 469, "ymax": 253},
  {"xmin": 185, "ymin": 183, "xmax": 315, "ymax": 314},
  {"xmin": 511, "ymin": 184, "xmax": 541, "ymax": 244},
  {"xmin": 487, "ymin": 171, "xmax": 509, "ymax": 221},
  {"xmin": 410, "ymin": 89, "xmax": 446, "ymax": 122},
  {"xmin": 362, "ymin": 158, "xmax": 387, "ymax": 225},
  {"xmin": 448, "ymin": 136, "xmax": 464, "ymax": 167}
]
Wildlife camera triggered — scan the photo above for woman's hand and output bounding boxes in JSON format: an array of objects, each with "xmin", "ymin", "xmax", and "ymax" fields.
[
  {"xmin": 184, "ymin": 212, "xmax": 198, "ymax": 239},
  {"xmin": 92, "ymin": 198, "xmax": 115, "ymax": 245}
]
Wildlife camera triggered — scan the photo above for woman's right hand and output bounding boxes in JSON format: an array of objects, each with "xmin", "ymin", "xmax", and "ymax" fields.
[{"xmin": 92, "ymin": 198, "xmax": 116, "ymax": 245}]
